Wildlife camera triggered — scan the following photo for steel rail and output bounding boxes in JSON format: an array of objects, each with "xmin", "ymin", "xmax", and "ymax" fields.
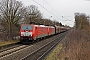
[{"xmin": 20, "ymin": 31, "xmax": 68, "ymax": 60}]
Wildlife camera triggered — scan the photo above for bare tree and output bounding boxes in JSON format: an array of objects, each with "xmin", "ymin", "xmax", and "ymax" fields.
[
  {"xmin": 24, "ymin": 5, "xmax": 43, "ymax": 24},
  {"xmin": 75, "ymin": 13, "xmax": 89, "ymax": 29},
  {"xmin": 0, "ymin": 0, "xmax": 26, "ymax": 39}
]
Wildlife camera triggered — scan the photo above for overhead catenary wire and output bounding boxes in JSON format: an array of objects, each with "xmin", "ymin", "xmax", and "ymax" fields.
[
  {"xmin": 62, "ymin": 16, "xmax": 73, "ymax": 21},
  {"xmin": 43, "ymin": 0, "xmax": 73, "ymax": 22},
  {"xmin": 43, "ymin": 0, "xmax": 54, "ymax": 11},
  {"xmin": 32, "ymin": 0, "xmax": 60, "ymax": 20},
  {"xmin": 43, "ymin": 0, "xmax": 64, "ymax": 19},
  {"xmin": 32, "ymin": 0, "xmax": 73, "ymax": 24},
  {"xmin": 42, "ymin": 0, "xmax": 70, "ymax": 22}
]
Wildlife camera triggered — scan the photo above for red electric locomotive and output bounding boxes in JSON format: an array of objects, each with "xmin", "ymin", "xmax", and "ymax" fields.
[
  {"xmin": 20, "ymin": 24, "xmax": 55, "ymax": 43},
  {"xmin": 20, "ymin": 23, "xmax": 68, "ymax": 43}
]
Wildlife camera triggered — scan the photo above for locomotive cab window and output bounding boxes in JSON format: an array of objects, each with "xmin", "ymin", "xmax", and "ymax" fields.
[{"xmin": 22, "ymin": 26, "xmax": 33, "ymax": 30}]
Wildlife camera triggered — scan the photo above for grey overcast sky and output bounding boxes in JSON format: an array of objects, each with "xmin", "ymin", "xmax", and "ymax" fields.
[{"xmin": 17, "ymin": 0, "xmax": 90, "ymax": 27}]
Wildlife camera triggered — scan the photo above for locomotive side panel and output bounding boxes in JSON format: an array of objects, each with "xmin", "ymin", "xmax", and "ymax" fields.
[
  {"xmin": 34, "ymin": 25, "xmax": 48, "ymax": 39},
  {"xmin": 49, "ymin": 26, "xmax": 55, "ymax": 35}
]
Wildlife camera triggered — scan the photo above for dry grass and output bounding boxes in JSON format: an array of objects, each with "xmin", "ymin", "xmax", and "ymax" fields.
[
  {"xmin": 0, "ymin": 40, "xmax": 19, "ymax": 46},
  {"xmin": 59, "ymin": 29, "xmax": 90, "ymax": 60},
  {"xmin": 45, "ymin": 29, "xmax": 90, "ymax": 60},
  {"xmin": 45, "ymin": 44, "xmax": 63, "ymax": 60}
]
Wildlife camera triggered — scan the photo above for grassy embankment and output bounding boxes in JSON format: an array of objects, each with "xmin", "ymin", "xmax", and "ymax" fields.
[
  {"xmin": 0, "ymin": 40, "xmax": 19, "ymax": 46},
  {"xmin": 45, "ymin": 29, "xmax": 90, "ymax": 60}
]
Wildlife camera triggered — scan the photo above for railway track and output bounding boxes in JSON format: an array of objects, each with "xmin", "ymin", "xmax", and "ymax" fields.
[
  {"xmin": 20, "ymin": 31, "xmax": 68, "ymax": 60},
  {"xmin": 0, "ymin": 31, "xmax": 69, "ymax": 60},
  {"xmin": 0, "ymin": 44, "xmax": 22, "ymax": 53},
  {"xmin": 0, "ymin": 44, "xmax": 29, "ymax": 59}
]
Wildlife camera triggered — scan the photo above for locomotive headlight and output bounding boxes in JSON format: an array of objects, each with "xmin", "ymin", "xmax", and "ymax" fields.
[
  {"xmin": 21, "ymin": 32, "xmax": 25, "ymax": 36},
  {"xmin": 29, "ymin": 32, "xmax": 32, "ymax": 36},
  {"xmin": 29, "ymin": 35, "xmax": 32, "ymax": 36}
]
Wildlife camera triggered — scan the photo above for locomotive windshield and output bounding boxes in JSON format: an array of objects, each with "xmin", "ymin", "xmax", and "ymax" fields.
[{"xmin": 22, "ymin": 26, "xmax": 33, "ymax": 30}]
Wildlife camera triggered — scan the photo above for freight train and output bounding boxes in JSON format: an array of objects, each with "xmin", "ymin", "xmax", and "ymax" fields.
[{"xmin": 20, "ymin": 24, "xmax": 68, "ymax": 43}]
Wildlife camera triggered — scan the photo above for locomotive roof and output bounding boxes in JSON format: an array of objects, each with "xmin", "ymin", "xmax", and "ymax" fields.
[
  {"xmin": 21, "ymin": 24, "xmax": 48, "ymax": 27},
  {"xmin": 34, "ymin": 25, "xmax": 48, "ymax": 27},
  {"xmin": 21, "ymin": 24, "xmax": 55, "ymax": 28}
]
